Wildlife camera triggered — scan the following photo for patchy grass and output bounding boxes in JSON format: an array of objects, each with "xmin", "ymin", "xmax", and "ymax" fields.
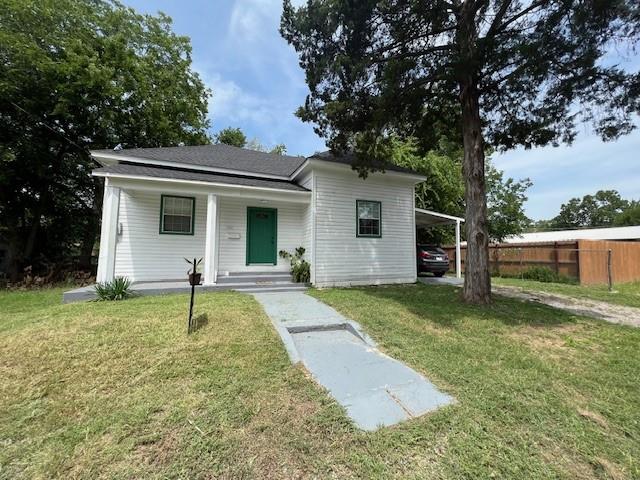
[
  {"xmin": 1, "ymin": 285, "xmax": 639, "ymax": 479},
  {"xmin": 493, "ymin": 277, "xmax": 640, "ymax": 308},
  {"xmin": 310, "ymin": 285, "xmax": 640, "ymax": 479}
]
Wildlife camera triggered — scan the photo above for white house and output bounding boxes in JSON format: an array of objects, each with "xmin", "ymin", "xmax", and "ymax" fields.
[{"xmin": 89, "ymin": 144, "xmax": 451, "ymax": 290}]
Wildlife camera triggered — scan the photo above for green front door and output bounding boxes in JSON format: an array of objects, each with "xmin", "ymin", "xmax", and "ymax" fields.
[{"xmin": 246, "ymin": 207, "xmax": 277, "ymax": 264}]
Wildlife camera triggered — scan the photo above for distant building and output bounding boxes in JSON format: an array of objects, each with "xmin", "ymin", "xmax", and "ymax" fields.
[{"xmin": 504, "ymin": 225, "xmax": 640, "ymax": 244}]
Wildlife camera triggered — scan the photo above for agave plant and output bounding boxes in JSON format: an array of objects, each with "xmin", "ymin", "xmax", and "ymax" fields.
[{"xmin": 94, "ymin": 277, "xmax": 134, "ymax": 301}]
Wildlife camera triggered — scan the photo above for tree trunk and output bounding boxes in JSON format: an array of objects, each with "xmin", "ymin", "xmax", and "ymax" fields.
[
  {"xmin": 6, "ymin": 234, "xmax": 23, "ymax": 282},
  {"xmin": 457, "ymin": 1, "xmax": 491, "ymax": 304},
  {"xmin": 459, "ymin": 78, "xmax": 491, "ymax": 303}
]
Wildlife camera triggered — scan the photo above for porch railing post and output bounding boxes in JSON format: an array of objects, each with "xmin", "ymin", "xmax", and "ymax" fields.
[
  {"xmin": 96, "ymin": 179, "xmax": 121, "ymax": 283},
  {"xmin": 203, "ymin": 194, "xmax": 218, "ymax": 285}
]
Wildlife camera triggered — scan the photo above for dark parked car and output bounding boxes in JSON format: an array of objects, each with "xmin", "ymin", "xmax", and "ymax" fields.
[{"xmin": 417, "ymin": 245, "xmax": 450, "ymax": 277}]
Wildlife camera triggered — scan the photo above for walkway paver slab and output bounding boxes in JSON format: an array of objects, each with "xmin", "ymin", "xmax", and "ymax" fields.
[{"xmin": 253, "ymin": 292, "xmax": 454, "ymax": 431}]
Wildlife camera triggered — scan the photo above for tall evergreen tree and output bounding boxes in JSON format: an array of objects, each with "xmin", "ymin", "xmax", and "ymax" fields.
[{"xmin": 281, "ymin": 0, "xmax": 640, "ymax": 303}]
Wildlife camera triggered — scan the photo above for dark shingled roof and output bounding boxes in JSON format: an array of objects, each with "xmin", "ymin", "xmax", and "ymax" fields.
[
  {"xmin": 91, "ymin": 144, "xmax": 307, "ymax": 177},
  {"xmin": 310, "ymin": 151, "xmax": 419, "ymax": 175},
  {"xmin": 92, "ymin": 163, "xmax": 310, "ymax": 192}
]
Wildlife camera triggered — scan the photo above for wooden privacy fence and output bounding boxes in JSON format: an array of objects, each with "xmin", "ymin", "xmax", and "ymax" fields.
[{"xmin": 442, "ymin": 239, "xmax": 640, "ymax": 285}]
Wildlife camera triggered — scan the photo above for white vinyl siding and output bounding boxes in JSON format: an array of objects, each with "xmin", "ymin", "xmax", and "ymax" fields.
[
  {"xmin": 106, "ymin": 166, "xmax": 416, "ymax": 286},
  {"xmin": 113, "ymin": 191, "xmax": 307, "ymax": 280},
  {"xmin": 299, "ymin": 172, "xmax": 313, "ymax": 262},
  {"xmin": 217, "ymin": 197, "xmax": 305, "ymax": 273},
  {"xmin": 313, "ymin": 169, "xmax": 416, "ymax": 286},
  {"xmin": 114, "ymin": 190, "xmax": 206, "ymax": 281}
]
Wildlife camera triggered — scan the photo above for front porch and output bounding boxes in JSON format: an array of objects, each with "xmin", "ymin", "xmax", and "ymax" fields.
[{"xmin": 95, "ymin": 173, "xmax": 311, "ymax": 287}]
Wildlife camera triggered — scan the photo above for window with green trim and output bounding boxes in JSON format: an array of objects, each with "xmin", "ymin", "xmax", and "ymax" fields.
[
  {"xmin": 160, "ymin": 195, "xmax": 195, "ymax": 234},
  {"xmin": 356, "ymin": 200, "xmax": 381, "ymax": 237}
]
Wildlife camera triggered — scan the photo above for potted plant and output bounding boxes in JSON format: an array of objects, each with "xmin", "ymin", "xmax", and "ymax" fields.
[{"xmin": 185, "ymin": 257, "xmax": 203, "ymax": 285}]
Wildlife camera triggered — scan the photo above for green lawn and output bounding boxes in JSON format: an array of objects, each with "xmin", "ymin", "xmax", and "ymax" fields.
[
  {"xmin": 1, "ymin": 286, "xmax": 639, "ymax": 479},
  {"xmin": 493, "ymin": 277, "xmax": 640, "ymax": 309}
]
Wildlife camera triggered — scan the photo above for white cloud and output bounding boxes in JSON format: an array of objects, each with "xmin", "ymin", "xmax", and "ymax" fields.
[
  {"xmin": 229, "ymin": 0, "xmax": 277, "ymax": 41},
  {"xmin": 494, "ymin": 125, "xmax": 640, "ymax": 175},
  {"xmin": 198, "ymin": 70, "xmax": 279, "ymax": 126},
  {"xmin": 493, "ymin": 127, "xmax": 640, "ymax": 220}
]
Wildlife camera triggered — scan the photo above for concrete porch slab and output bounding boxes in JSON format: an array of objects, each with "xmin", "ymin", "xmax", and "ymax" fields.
[{"xmin": 62, "ymin": 277, "xmax": 307, "ymax": 303}]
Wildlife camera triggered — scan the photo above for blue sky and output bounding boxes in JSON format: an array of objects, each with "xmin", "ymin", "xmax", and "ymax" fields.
[{"xmin": 124, "ymin": 0, "xmax": 639, "ymax": 220}]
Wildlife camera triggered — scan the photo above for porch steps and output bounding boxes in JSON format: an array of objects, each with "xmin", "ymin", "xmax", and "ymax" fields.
[
  {"xmin": 216, "ymin": 272, "xmax": 294, "ymax": 284},
  {"xmin": 216, "ymin": 271, "xmax": 308, "ymax": 293}
]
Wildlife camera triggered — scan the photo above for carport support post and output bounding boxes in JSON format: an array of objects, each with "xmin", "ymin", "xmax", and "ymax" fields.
[
  {"xmin": 455, "ymin": 219, "xmax": 462, "ymax": 279},
  {"xmin": 607, "ymin": 249, "xmax": 613, "ymax": 292},
  {"xmin": 203, "ymin": 193, "xmax": 218, "ymax": 285}
]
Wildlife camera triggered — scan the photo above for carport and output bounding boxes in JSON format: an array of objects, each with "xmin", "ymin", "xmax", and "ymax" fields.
[{"xmin": 415, "ymin": 208, "xmax": 465, "ymax": 279}]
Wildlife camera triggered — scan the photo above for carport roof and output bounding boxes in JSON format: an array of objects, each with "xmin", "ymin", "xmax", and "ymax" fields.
[{"xmin": 415, "ymin": 208, "xmax": 465, "ymax": 227}]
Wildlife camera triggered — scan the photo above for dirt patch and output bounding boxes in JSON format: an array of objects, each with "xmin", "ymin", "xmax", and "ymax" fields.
[
  {"xmin": 594, "ymin": 457, "xmax": 625, "ymax": 480},
  {"xmin": 541, "ymin": 444, "xmax": 596, "ymax": 479},
  {"xmin": 508, "ymin": 323, "xmax": 598, "ymax": 360},
  {"xmin": 494, "ymin": 286, "xmax": 640, "ymax": 327},
  {"xmin": 134, "ymin": 429, "xmax": 181, "ymax": 466},
  {"xmin": 577, "ymin": 408, "xmax": 609, "ymax": 430}
]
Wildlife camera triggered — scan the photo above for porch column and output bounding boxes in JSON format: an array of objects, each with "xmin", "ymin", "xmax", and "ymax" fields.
[
  {"xmin": 96, "ymin": 179, "xmax": 120, "ymax": 283},
  {"xmin": 455, "ymin": 219, "xmax": 462, "ymax": 279},
  {"xmin": 203, "ymin": 193, "xmax": 219, "ymax": 285}
]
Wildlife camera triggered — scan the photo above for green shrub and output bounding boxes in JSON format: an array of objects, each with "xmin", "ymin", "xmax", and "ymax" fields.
[
  {"xmin": 521, "ymin": 266, "xmax": 560, "ymax": 283},
  {"xmin": 291, "ymin": 261, "xmax": 310, "ymax": 283},
  {"xmin": 279, "ymin": 247, "xmax": 311, "ymax": 283},
  {"xmin": 94, "ymin": 277, "xmax": 134, "ymax": 301}
]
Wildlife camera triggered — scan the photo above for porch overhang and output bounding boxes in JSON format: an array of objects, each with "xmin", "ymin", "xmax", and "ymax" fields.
[
  {"xmin": 92, "ymin": 170, "xmax": 310, "ymax": 288},
  {"xmin": 93, "ymin": 171, "xmax": 311, "ymax": 204}
]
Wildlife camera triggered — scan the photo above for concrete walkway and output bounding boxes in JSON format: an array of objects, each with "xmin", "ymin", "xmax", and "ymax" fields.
[
  {"xmin": 252, "ymin": 292, "xmax": 453, "ymax": 431},
  {"xmin": 418, "ymin": 275, "xmax": 463, "ymax": 286}
]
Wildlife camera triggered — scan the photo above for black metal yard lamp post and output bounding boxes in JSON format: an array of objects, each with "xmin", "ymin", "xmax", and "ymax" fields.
[{"xmin": 185, "ymin": 257, "xmax": 202, "ymax": 334}]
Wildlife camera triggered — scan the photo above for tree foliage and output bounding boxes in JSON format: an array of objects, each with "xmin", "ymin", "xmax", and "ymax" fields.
[
  {"xmin": 215, "ymin": 127, "xmax": 247, "ymax": 148},
  {"xmin": 551, "ymin": 190, "xmax": 630, "ymax": 229},
  {"xmin": 281, "ymin": 0, "xmax": 640, "ymax": 303},
  {"xmin": 614, "ymin": 201, "xmax": 640, "ymax": 226},
  {"xmin": 0, "ymin": 0, "xmax": 210, "ymax": 280},
  {"xmin": 247, "ymin": 138, "xmax": 289, "ymax": 155},
  {"xmin": 214, "ymin": 127, "xmax": 288, "ymax": 155},
  {"xmin": 390, "ymin": 137, "xmax": 531, "ymax": 243},
  {"xmin": 485, "ymin": 165, "xmax": 532, "ymax": 242}
]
